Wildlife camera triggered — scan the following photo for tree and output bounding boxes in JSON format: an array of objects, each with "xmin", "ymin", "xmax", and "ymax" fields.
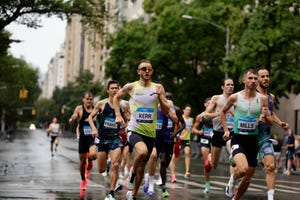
[
  {"xmin": 0, "ymin": 0, "xmax": 105, "ymax": 32},
  {"xmin": 32, "ymin": 69, "xmax": 104, "ymax": 131},
  {"xmin": 227, "ymin": 0, "xmax": 300, "ymax": 97}
]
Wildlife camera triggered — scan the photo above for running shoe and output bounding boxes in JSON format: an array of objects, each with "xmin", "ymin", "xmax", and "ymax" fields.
[
  {"xmin": 225, "ymin": 175, "xmax": 236, "ymax": 198},
  {"xmin": 162, "ymin": 189, "xmax": 170, "ymax": 198},
  {"xmin": 171, "ymin": 175, "xmax": 177, "ymax": 183},
  {"xmin": 203, "ymin": 182, "xmax": 210, "ymax": 194},
  {"xmin": 104, "ymin": 194, "xmax": 115, "ymax": 200},
  {"xmin": 204, "ymin": 153, "xmax": 212, "ymax": 172},
  {"xmin": 114, "ymin": 182, "xmax": 123, "ymax": 191},
  {"xmin": 156, "ymin": 175, "xmax": 162, "ymax": 186},
  {"xmin": 143, "ymin": 184, "xmax": 148, "ymax": 193},
  {"xmin": 184, "ymin": 172, "xmax": 191, "ymax": 178},
  {"xmin": 126, "ymin": 168, "xmax": 135, "ymax": 190},
  {"xmin": 126, "ymin": 191, "xmax": 136, "ymax": 200},
  {"xmin": 146, "ymin": 189, "xmax": 155, "ymax": 196},
  {"xmin": 80, "ymin": 180, "xmax": 87, "ymax": 190}
]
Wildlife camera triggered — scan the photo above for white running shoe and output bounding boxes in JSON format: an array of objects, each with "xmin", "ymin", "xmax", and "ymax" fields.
[{"xmin": 225, "ymin": 175, "xmax": 236, "ymax": 198}]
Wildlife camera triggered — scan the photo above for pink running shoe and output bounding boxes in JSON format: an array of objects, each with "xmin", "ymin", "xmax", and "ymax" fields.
[
  {"xmin": 171, "ymin": 175, "xmax": 177, "ymax": 183},
  {"xmin": 80, "ymin": 180, "xmax": 87, "ymax": 190}
]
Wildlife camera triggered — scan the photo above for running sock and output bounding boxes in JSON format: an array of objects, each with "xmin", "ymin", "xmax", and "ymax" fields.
[
  {"xmin": 130, "ymin": 173, "xmax": 136, "ymax": 183},
  {"xmin": 148, "ymin": 176, "xmax": 154, "ymax": 191},
  {"xmin": 267, "ymin": 189, "xmax": 274, "ymax": 200},
  {"xmin": 229, "ymin": 174, "xmax": 235, "ymax": 185}
]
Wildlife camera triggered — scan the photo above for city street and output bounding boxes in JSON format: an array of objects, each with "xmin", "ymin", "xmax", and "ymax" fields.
[{"xmin": 0, "ymin": 128, "xmax": 299, "ymax": 200}]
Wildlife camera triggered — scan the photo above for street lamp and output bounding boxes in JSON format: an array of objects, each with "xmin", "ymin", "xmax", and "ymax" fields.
[{"xmin": 182, "ymin": 14, "xmax": 229, "ymax": 78}]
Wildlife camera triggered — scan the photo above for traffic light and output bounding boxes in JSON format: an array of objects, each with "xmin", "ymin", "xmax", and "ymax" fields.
[
  {"xmin": 61, "ymin": 107, "xmax": 65, "ymax": 114},
  {"xmin": 19, "ymin": 89, "xmax": 28, "ymax": 99},
  {"xmin": 32, "ymin": 108, "xmax": 36, "ymax": 115}
]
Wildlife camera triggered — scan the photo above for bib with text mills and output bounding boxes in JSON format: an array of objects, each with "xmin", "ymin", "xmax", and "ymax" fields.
[
  {"xmin": 234, "ymin": 92, "xmax": 261, "ymax": 135},
  {"xmin": 128, "ymin": 81, "xmax": 159, "ymax": 138}
]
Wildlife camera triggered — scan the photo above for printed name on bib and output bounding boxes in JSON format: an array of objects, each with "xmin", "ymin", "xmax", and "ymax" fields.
[
  {"xmin": 104, "ymin": 117, "xmax": 118, "ymax": 129},
  {"xmin": 83, "ymin": 125, "xmax": 92, "ymax": 135},
  {"xmin": 136, "ymin": 107, "xmax": 154, "ymax": 123},
  {"xmin": 237, "ymin": 116, "xmax": 257, "ymax": 134}
]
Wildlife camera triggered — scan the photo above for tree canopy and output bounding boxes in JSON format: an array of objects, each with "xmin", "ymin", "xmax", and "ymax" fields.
[
  {"xmin": 105, "ymin": 0, "xmax": 300, "ymax": 115},
  {"xmin": 0, "ymin": 0, "xmax": 105, "ymax": 32}
]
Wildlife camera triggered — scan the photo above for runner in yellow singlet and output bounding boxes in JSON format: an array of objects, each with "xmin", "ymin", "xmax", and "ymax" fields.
[{"xmin": 113, "ymin": 59, "xmax": 178, "ymax": 200}]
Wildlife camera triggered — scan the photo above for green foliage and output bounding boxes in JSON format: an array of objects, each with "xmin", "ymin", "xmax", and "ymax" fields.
[
  {"xmin": 44, "ymin": 69, "xmax": 104, "ymax": 130},
  {"xmin": 105, "ymin": 0, "xmax": 300, "ymax": 115},
  {"xmin": 0, "ymin": 0, "xmax": 105, "ymax": 33},
  {"xmin": 0, "ymin": 55, "xmax": 40, "ymax": 124}
]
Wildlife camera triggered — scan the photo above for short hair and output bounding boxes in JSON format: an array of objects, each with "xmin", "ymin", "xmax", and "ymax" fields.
[
  {"xmin": 82, "ymin": 92, "xmax": 93, "ymax": 98},
  {"xmin": 138, "ymin": 59, "xmax": 152, "ymax": 68},
  {"xmin": 243, "ymin": 68, "xmax": 257, "ymax": 77},
  {"xmin": 107, "ymin": 80, "xmax": 120, "ymax": 89},
  {"xmin": 204, "ymin": 97, "xmax": 211, "ymax": 103},
  {"xmin": 222, "ymin": 77, "xmax": 234, "ymax": 86}
]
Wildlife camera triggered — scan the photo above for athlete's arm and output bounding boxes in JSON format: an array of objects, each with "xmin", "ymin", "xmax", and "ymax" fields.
[
  {"xmin": 114, "ymin": 82, "xmax": 133, "ymax": 126},
  {"xmin": 88, "ymin": 100, "xmax": 103, "ymax": 138},
  {"xmin": 260, "ymin": 95, "xmax": 272, "ymax": 127},
  {"xmin": 69, "ymin": 105, "xmax": 81, "ymax": 124},
  {"xmin": 192, "ymin": 114, "xmax": 204, "ymax": 135},
  {"xmin": 156, "ymin": 84, "xmax": 172, "ymax": 118},
  {"xmin": 220, "ymin": 94, "xmax": 236, "ymax": 140},
  {"xmin": 269, "ymin": 94, "xmax": 289, "ymax": 129},
  {"xmin": 204, "ymin": 95, "xmax": 219, "ymax": 119}
]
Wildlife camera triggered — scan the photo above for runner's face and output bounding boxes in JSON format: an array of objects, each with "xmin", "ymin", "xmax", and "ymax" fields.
[
  {"xmin": 108, "ymin": 83, "xmax": 119, "ymax": 97},
  {"xmin": 83, "ymin": 94, "xmax": 93, "ymax": 106},
  {"xmin": 244, "ymin": 72, "xmax": 258, "ymax": 89},
  {"xmin": 222, "ymin": 79, "xmax": 234, "ymax": 95},
  {"xmin": 183, "ymin": 106, "xmax": 191, "ymax": 116},
  {"xmin": 137, "ymin": 62, "xmax": 153, "ymax": 80},
  {"xmin": 258, "ymin": 69, "xmax": 270, "ymax": 89}
]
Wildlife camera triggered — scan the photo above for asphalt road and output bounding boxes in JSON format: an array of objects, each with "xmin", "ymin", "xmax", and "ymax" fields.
[{"xmin": 0, "ymin": 128, "xmax": 299, "ymax": 200}]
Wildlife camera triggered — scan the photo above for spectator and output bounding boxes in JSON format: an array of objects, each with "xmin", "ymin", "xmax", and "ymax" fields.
[
  {"xmin": 294, "ymin": 135, "xmax": 300, "ymax": 173},
  {"xmin": 284, "ymin": 129, "xmax": 295, "ymax": 175},
  {"xmin": 270, "ymin": 135, "xmax": 282, "ymax": 173}
]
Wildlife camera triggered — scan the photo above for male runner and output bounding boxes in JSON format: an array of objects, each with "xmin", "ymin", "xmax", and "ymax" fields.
[
  {"xmin": 69, "ymin": 92, "xmax": 97, "ymax": 190},
  {"xmin": 221, "ymin": 68, "xmax": 272, "ymax": 200},
  {"xmin": 113, "ymin": 59, "xmax": 177, "ymax": 200}
]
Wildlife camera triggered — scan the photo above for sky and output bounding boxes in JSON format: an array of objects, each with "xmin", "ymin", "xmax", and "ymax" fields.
[{"xmin": 6, "ymin": 16, "xmax": 66, "ymax": 74}]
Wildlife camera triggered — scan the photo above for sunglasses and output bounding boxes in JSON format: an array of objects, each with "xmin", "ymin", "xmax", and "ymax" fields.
[{"xmin": 139, "ymin": 66, "xmax": 153, "ymax": 72}]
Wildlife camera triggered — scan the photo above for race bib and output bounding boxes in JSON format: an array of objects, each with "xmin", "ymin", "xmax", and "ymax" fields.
[
  {"xmin": 83, "ymin": 125, "xmax": 92, "ymax": 135},
  {"xmin": 237, "ymin": 116, "xmax": 257, "ymax": 134},
  {"xmin": 104, "ymin": 117, "xmax": 118, "ymax": 129},
  {"xmin": 167, "ymin": 119, "xmax": 173, "ymax": 129},
  {"xmin": 201, "ymin": 138, "xmax": 209, "ymax": 144},
  {"xmin": 156, "ymin": 119, "xmax": 163, "ymax": 130},
  {"xmin": 136, "ymin": 107, "xmax": 154, "ymax": 123}
]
